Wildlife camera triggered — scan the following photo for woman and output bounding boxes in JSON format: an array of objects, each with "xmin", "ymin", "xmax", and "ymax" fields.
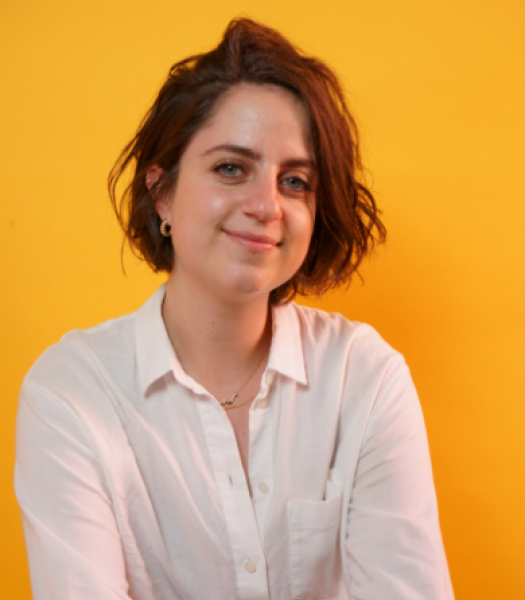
[{"xmin": 15, "ymin": 18, "xmax": 454, "ymax": 600}]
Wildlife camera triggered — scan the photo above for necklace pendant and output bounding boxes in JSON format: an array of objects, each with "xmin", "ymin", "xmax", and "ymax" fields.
[{"xmin": 220, "ymin": 393, "xmax": 238, "ymax": 406}]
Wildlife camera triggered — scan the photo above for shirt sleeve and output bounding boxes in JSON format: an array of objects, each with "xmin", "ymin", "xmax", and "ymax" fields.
[
  {"xmin": 15, "ymin": 381, "xmax": 132, "ymax": 600},
  {"xmin": 344, "ymin": 359, "xmax": 455, "ymax": 600}
]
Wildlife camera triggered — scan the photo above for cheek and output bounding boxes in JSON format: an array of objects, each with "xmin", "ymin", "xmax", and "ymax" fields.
[
  {"xmin": 288, "ymin": 207, "xmax": 315, "ymax": 250},
  {"xmin": 207, "ymin": 193, "xmax": 233, "ymax": 220},
  {"xmin": 177, "ymin": 182, "xmax": 234, "ymax": 224}
]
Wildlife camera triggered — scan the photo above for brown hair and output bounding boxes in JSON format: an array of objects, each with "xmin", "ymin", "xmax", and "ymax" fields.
[{"xmin": 109, "ymin": 18, "xmax": 386, "ymax": 304}]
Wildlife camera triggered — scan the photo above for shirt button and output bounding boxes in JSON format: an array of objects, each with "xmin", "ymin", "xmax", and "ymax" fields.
[
  {"xmin": 257, "ymin": 397, "xmax": 269, "ymax": 409},
  {"xmin": 258, "ymin": 482, "xmax": 269, "ymax": 494},
  {"xmin": 244, "ymin": 560, "xmax": 256, "ymax": 573},
  {"xmin": 266, "ymin": 371, "xmax": 275, "ymax": 385}
]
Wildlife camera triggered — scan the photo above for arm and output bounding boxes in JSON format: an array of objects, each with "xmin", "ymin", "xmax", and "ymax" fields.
[
  {"xmin": 15, "ymin": 382, "xmax": 132, "ymax": 600},
  {"xmin": 345, "ymin": 360, "xmax": 454, "ymax": 600}
]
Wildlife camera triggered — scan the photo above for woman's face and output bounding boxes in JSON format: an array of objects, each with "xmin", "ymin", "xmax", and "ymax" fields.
[{"xmin": 153, "ymin": 83, "xmax": 316, "ymax": 303}]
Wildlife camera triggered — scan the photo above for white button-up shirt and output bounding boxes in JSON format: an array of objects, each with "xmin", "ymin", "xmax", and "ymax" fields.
[{"xmin": 15, "ymin": 285, "xmax": 454, "ymax": 600}]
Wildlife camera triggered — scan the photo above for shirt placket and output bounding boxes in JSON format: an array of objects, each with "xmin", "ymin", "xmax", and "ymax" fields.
[
  {"xmin": 197, "ymin": 396, "xmax": 270, "ymax": 600},
  {"xmin": 248, "ymin": 370, "xmax": 275, "ymax": 546}
]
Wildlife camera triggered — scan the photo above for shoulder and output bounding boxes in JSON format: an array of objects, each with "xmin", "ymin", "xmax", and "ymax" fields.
[
  {"xmin": 17, "ymin": 312, "xmax": 140, "ymax": 482},
  {"xmin": 288, "ymin": 305, "xmax": 423, "ymax": 459},
  {"xmin": 22, "ymin": 311, "xmax": 136, "ymax": 400},
  {"xmin": 288, "ymin": 301, "xmax": 403, "ymax": 372}
]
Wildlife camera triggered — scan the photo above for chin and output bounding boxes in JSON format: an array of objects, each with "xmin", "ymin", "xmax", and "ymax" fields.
[
  {"xmin": 230, "ymin": 278, "xmax": 269, "ymax": 297},
  {"xmin": 221, "ymin": 269, "xmax": 276, "ymax": 300},
  {"xmin": 216, "ymin": 262, "xmax": 295, "ymax": 302}
]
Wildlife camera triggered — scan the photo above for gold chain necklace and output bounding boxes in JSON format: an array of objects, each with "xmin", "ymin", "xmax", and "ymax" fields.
[
  {"xmin": 219, "ymin": 351, "xmax": 267, "ymax": 406},
  {"xmin": 223, "ymin": 389, "xmax": 260, "ymax": 411}
]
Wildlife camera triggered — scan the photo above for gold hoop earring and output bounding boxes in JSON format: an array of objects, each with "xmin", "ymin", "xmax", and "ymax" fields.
[{"xmin": 160, "ymin": 220, "xmax": 171, "ymax": 237}]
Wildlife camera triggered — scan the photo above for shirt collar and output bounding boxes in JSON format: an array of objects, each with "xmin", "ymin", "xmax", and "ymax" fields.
[
  {"xmin": 267, "ymin": 301, "xmax": 307, "ymax": 385},
  {"xmin": 135, "ymin": 283, "xmax": 208, "ymax": 397},
  {"xmin": 135, "ymin": 284, "xmax": 307, "ymax": 397}
]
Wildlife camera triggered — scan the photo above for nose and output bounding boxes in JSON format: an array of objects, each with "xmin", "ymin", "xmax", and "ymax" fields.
[{"xmin": 241, "ymin": 172, "xmax": 283, "ymax": 222}]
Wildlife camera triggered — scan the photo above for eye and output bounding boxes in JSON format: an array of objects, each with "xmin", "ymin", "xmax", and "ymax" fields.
[
  {"xmin": 214, "ymin": 162, "xmax": 243, "ymax": 178},
  {"xmin": 283, "ymin": 176, "xmax": 312, "ymax": 192}
]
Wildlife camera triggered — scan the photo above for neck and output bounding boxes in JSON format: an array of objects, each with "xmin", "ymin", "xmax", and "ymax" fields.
[{"xmin": 162, "ymin": 272, "xmax": 272, "ymax": 396}]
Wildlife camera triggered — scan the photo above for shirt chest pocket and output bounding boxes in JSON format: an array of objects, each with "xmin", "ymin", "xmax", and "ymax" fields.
[{"xmin": 286, "ymin": 482, "xmax": 343, "ymax": 600}]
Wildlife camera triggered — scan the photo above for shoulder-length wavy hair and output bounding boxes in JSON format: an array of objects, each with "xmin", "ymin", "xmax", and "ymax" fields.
[{"xmin": 109, "ymin": 18, "xmax": 386, "ymax": 305}]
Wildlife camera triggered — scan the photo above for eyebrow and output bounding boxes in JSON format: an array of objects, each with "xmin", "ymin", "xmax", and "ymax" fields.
[{"xmin": 202, "ymin": 144, "xmax": 316, "ymax": 172}]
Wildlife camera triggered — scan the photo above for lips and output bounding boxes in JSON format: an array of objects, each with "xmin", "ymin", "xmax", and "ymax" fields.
[{"xmin": 223, "ymin": 229, "xmax": 280, "ymax": 251}]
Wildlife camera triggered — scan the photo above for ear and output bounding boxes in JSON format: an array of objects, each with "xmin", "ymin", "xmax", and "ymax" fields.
[
  {"xmin": 145, "ymin": 164, "xmax": 163, "ymax": 190},
  {"xmin": 146, "ymin": 165, "xmax": 171, "ymax": 222}
]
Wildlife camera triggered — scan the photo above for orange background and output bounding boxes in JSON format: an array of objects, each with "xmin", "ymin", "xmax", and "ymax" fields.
[{"xmin": 1, "ymin": 0, "xmax": 524, "ymax": 597}]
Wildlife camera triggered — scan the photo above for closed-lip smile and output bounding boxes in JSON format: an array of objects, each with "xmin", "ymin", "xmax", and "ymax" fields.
[{"xmin": 223, "ymin": 229, "xmax": 280, "ymax": 250}]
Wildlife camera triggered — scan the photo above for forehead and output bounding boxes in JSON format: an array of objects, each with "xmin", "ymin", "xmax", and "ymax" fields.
[{"xmin": 187, "ymin": 83, "xmax": 313, "ymax": 158}]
